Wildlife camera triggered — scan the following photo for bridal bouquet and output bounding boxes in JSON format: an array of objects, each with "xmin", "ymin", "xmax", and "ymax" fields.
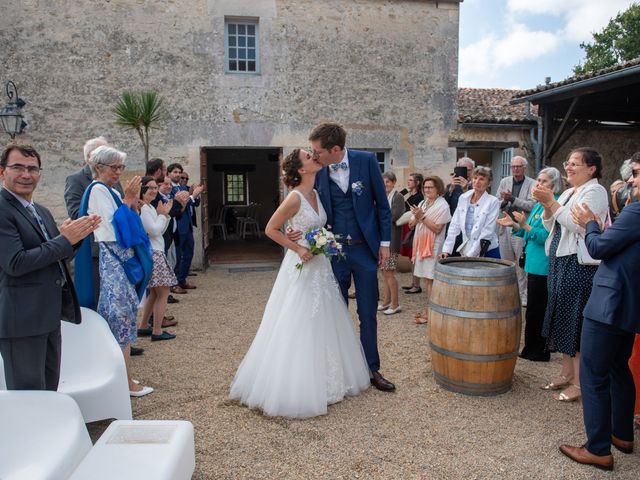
[{"xmin": 295, "ymin": 227, "xmax": 344, "ymax": 270}]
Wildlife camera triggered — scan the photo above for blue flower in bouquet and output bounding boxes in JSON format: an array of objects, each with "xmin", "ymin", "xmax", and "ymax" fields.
[
  {"xmin": 296, "ymin": 227, "xmax": 345, "ymax": 270},
  {"xmin": 352, "ymin": 181, "xmax": 364, "ymax": 196}
]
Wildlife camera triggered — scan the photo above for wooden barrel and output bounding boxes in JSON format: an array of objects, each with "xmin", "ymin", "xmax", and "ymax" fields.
[{"xmin": 428, "ymin": 257, "xmax": 521, "ymax": 396}]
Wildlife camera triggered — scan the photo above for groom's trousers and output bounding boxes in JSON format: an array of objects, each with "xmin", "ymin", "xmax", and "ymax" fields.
[{"xmin": 332, "ymin": 244, "xmax": 380, "ymax": 372}]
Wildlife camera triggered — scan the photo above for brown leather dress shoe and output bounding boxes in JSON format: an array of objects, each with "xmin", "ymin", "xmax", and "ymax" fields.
[
  {"xmin": 611, "ymin": 435, "xmax": 634, "ymax": 454},
  {"xmin": 559, "ymin": 444, "xmax": 613, "ymax": 471},
  {"xmin": 171, "ymin": 285, "xmax": 188, "ymax": 294},
  {"xmin": 179, "ymin": 282, "xmax": 197, "ymax": 290},
  {"xmin": 370, "ymin": 371, "xmax": 396, "ymax": 392}
]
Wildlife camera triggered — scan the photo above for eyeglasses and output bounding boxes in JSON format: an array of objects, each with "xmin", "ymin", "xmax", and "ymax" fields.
[
  {"xmin": 563, "ymin": 161, "xmax": 585, "ymax": 169},
  {"xmin": 4, "ymin": 164, "xmax": 42, "ymax": 175},
  {"xmin": 98, "ymin": 163, "xmax": 125, "ymax": 172},
  {"xmin": 311, "ymin": 149, "xmax": 328, "ymax": 158},
  {"xmin": 511, "ymin": 165, "xmax": 525, "ymax": 169},
  {"xmin": 181, "ymin": 176, "xmax": 188, "ymax": 181}
]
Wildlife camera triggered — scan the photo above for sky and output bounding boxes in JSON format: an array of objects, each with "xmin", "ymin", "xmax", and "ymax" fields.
[{"xmin": 458, "ymin": 0, "xmax": 638, "ymax": 90}]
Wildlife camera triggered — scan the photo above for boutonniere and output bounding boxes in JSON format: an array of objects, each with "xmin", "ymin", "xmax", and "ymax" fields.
[{"xmin": 352, "ymin": 181, "xmax": 364, "ymax": 196}]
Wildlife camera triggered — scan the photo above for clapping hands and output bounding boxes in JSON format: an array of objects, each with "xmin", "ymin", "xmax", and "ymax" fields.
[
  {"xmin": 174, "ymin": 190, "xmax": 190, "ymax": 207},
  {"xmin": 531, "ymin": 184, "xmax": 554, "ymax": 206},
  {"xmin": 59, "ymin": 214, "xmax": 102, "ymax": 245},
  {"xmin": 123, "ymin": 176, "xmax": 142, "ymax": 208},
  {"xmin": 571, "ymin": 203, "xmax": 600, "ymax": 229},
  {"xmin": 496, "ymin": 213, "xmax": 516, "ymax": 229},
  {"xmin": 157, "ymin": 199, "xmax": 173, "ymax": 216}
]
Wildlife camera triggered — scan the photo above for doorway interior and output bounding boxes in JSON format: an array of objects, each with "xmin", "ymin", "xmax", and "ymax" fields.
[{"xmin": 200, "ymin": 147, "xmax": 283, "ymax": 266}]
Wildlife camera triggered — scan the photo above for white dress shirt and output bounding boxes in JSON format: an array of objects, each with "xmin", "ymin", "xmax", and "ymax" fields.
[{"xmin": 329, "ymin": 149, "xmax": 350, "ymax": 194}]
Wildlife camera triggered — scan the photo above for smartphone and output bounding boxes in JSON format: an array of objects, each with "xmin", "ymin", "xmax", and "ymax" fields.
[{"xmin": 453, "ymin": 166, "xmax": 468, "ymax": 178}]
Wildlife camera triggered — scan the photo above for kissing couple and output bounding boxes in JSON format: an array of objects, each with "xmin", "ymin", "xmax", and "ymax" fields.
[{"xmin": 230, "ymin": 123, "xmax": 395, "ymax": 418}]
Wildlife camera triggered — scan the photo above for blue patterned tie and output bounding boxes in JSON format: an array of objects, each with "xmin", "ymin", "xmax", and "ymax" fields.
[
  {"xmin": 26, "ymin": 204, "xmax": 66, "ymax": 283},
  {"xmin": 331, "ymin": 161, "xmax": 348, "ymax": 172}
]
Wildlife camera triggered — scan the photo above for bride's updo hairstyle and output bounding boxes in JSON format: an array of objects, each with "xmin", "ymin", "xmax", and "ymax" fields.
[{"xmin": 282, "ymin": 148, "xmax": 303, "ymax": 187}]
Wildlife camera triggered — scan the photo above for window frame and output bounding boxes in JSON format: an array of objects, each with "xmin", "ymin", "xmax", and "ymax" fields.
[
  {"xmin": 224, "ymin": 172, "xmax": 248, "ymax": 205},
  {"xmin": 224, "ymin": 18, "xmax": 260, "ymax": 75}
]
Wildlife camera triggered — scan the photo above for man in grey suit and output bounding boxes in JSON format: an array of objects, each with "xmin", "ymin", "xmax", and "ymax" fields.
[
  {"xmin": 0, "ymin": 144, "xmax": 100, "ymax": 390},
  {"xmin": 496, "ymin": 155, "xmax": 535, "ymax": 305}
]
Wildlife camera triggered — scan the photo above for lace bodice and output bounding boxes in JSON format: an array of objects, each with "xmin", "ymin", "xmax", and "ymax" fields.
[{"xmin": 289, "ymin": 190, "xmax": 327, "ymax": 246}]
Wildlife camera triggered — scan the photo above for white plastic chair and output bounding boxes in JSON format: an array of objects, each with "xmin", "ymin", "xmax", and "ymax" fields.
[
  {"xmin": 69, "ymin": 420, "xmax": 196, "ymax": 480},
  {"xmin": 58, "ymin": 307, "xmax": 132, "ymax": 422},
  {"xmin": 0, "ymin": 390, "xmax": 93, "ymax": 480}
]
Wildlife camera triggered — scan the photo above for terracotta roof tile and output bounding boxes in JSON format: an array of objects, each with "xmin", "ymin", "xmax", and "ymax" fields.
[{"xmin": 458, "ymin": 88, "xmax": 537, "ymax": 124}]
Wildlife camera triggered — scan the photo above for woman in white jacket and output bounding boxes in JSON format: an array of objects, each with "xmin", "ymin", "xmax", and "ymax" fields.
[
  {"xmin": 533, "ymin": 147, "xmax": 609, "ymax": 403},
  {"xmin": 441, "ymin": 166, "xmax": 501, "ymax": 259}
]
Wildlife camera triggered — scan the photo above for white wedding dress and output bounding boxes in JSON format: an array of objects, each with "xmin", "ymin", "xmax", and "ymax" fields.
[{"xmin": 229, "ymin": 190, "xmax": 370, "ymax": 418}]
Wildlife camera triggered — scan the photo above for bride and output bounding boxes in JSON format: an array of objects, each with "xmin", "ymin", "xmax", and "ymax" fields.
[{"xmin": 229, "ymin": 148, "xmax": 370, "ymax": 418}]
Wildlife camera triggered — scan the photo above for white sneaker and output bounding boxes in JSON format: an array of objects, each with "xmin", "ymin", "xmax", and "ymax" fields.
[
  {"xmin": 383, "ymin": 306, "xmax": 402, "ymax": 315},
  {"xmin": 129, "ymin": 386, "xmax": 154, "ymax": 397}
]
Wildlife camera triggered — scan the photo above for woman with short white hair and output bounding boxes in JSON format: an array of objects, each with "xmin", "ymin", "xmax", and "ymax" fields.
[{"xmin": 85, "ymin": 146, "xmax": 153, "ymax": 397}]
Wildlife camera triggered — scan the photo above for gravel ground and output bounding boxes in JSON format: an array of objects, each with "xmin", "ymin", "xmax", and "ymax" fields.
[{"xmin": 88, "ymin": 267, "xmax": 639, "ymax": 479}]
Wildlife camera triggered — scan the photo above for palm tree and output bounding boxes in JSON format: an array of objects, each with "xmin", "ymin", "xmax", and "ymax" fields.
[{"xmin": 113, "ymin": 90, "xmax": 165, "ymax": 165}]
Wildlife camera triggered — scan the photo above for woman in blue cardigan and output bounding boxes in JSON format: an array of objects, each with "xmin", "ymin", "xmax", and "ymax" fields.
[{"xmin": 497, "ymin": 167, "xmax": 563, "ymax": 362}]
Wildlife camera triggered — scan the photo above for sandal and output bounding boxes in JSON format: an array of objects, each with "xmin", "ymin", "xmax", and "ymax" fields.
[
  {"xmin": 554, "ymin": 384, "xmax": 581, "ymax": 402},
  {"xmin": 540, "ymin": 374, "xmax": 571, "ymax": 391},
  {"xmin": 414, "ymin": 311, "xmax": 429, "ymax": 324}
]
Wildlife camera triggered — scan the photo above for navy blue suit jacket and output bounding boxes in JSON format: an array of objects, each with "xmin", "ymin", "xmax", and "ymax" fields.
[
  {"xmin": 582, "ymin": 201, "xmax": 640, "ymax": 333},
  {"xmin": 315, "ymin": 149, "xmax": 391, "ymax": 259},
  {"xmin": 172, "ymin": 185, "xmax": 200, "ymax": 235}
]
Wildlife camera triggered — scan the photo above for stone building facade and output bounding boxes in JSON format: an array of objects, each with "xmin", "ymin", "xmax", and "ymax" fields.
[{"xmin": 1, "ymin": 0, "xmax": 461, "ymax": 267}]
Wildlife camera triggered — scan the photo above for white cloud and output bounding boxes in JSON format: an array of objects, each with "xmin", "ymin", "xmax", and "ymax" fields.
[
  {"xmin": 459, "ymin": 0, "xmax": 638, "ymax": 86},
  {"xmin": 507, "ymin": 0, "xmax": 567, "ymax": 15},
  {"xmin": 493, "ymin": 24, "xmax": 561, "ymax": 67},
  {"xmin": 506, "ymin": 0, "xmax": 636, "ymax": 42},
  {"xmin": 459, "ymin": 24, "xmax": 560, "ymax": 86}
]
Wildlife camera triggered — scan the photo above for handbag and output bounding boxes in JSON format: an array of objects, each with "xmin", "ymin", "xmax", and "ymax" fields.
[
  {"xmin": 396, "ymin": 210, "xmax": 413, "ymax": 226},
  {"xmin": 576, "ymin": 237, "xmax": 600, "ymax": 266},
  {"xmin": 576, "ymin": 210, "xmax": 610, "ymax": 266},
  {"xmin": 518, "ymin": 248, "xmax": 526, "ymax": 268}
]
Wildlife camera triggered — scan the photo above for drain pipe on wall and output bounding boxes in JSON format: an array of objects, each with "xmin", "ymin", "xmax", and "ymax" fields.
[{"xmin": 525, "ymin": 101, "xmax": 543, "ymax": 174}]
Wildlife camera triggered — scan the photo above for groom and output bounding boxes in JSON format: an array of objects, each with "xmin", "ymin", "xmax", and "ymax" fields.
[{"xmin": 293, "ymin": 123, "xmax": 395, "ymax": 391}]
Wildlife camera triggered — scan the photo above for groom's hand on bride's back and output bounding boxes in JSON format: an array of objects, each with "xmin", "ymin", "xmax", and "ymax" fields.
[
  {"xmin": 285, "ymin": 226, "xmax": 303, "ymax": 242},
  {"xmin": 378, "ymin": 246, "xmax": 390, "ymax": 266}
]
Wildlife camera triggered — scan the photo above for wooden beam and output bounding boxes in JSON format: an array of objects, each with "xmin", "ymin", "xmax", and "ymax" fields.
[
  {"xmin": 546, "ymin": 96, "xmax": 580, "ymax": 160},
  {"xmin": 547, "ymin": 119, "xmax": 582, "ymax": 159}
]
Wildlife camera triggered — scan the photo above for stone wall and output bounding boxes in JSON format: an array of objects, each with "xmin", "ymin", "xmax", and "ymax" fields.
[
  {"xmin": 549, "ymin": 127, "xmax": 640, "ymax": 189},
  {"xmin": 1, "ymin": 0, "xmax": 461, "ymax": 267}
]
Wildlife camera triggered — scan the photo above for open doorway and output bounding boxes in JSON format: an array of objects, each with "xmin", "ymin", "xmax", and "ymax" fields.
[{"xmin": 200, "ymin": 147, "xmax": 283, "ymax": 266}]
